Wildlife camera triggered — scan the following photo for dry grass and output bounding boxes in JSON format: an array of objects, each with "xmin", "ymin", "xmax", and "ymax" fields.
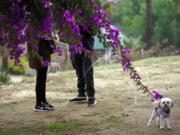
[{"xmin": 0, "ymin": 55, "xmax": 180, "ymax": 135}]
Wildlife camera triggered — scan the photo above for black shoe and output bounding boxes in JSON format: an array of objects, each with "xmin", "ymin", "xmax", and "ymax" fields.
[
  {"xmin": 69, "ymin": 95, "xmax": 87, "ymax": 103},
  {"xmin": 33, "ymin": 104, "xmax": 47, "ymax": 112},
  {"xmin": 43, "ymin": 102, "xmax": 54, "ymax": 110},
  {"xmin": 33, "ymin": 103, "xmax": 54, "ymax": 112},
  {"xmin": 87, "ymin": 97, "xmax": 97, "ymax": 106}
]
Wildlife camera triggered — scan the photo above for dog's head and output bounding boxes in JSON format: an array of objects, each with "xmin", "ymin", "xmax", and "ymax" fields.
[{"xmin": 159, "ymin": 98, "xmax": 173, "ymax": 113}]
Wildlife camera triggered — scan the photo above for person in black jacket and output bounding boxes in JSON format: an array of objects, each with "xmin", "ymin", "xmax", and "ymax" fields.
[
  {"xmin": 70, "ymin": 26, "xmax": 96, "ymax": 106},
  {"xmin": 27, "ymin": 38, "xmax": 55, "ymax": 111}
]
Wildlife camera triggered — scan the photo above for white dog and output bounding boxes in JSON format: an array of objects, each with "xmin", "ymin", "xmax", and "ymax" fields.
[{"xmin": 147, "ymin": 97, "xmax": 174, "ymax": 129}]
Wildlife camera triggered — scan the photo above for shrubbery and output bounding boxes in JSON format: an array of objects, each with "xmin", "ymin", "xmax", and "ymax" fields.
[
  {"xmin": 8, "ymin": 56, "xmax": 28, "ymax": 75},
  {"xmin": 0, "ymin": 73, "xmax": 10, "ymax": 85}
]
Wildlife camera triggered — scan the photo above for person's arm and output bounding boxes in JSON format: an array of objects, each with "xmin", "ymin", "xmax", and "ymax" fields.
[
  {"xmin": 39, "ymin": 38, "xmax": 56, "ymax": 54},
  {"xmin": 47, "ymin": 40, "xmax": 56, "ymax": 54}
]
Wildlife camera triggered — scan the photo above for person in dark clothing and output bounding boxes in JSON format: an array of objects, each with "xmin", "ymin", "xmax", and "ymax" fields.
[
  {"xmin": 70, "ymin": 26, "xmax": 96, "ymax": 106},
  {"xmin": 35, "ymin": 66, "xmax": 51, "ymax": 110},
  {"xmin": 27, "ymin": 38, "xmax": 55, "ymax": 111}
]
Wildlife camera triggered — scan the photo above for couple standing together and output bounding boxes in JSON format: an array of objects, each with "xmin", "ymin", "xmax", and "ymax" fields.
[{"xmin": 27, "ymin": 26, "xmax": 96, "ymax": 111}]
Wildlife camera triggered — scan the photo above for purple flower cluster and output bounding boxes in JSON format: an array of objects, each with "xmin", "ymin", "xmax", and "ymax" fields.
[
  {"xmin": 93, "ymin": 6, "xmax": 107, "ymax": 28},
  {"xmin": 130, "ymin": 73, "xmax": 141, "ymax": 82},
  {"xmin": 41, "ymin": 60, "xmax": 50, "ymax": 67},
  {"xmin": 64, "ymin": 11, "xmax": 81, "ymax": 36},
  {"xmin": 88, "ymin": 0, "xmax": 94, "ymax": 4},
  {"xmin": 64, "ymin": 133, "xmax": 73, "ymax": 135},
  {"xmin": 62, "ymin": 11, "xmax": 84, "ymax": 54},
  {"xmin": 120, "ymin": 47, "xmax": 132, "ymax": 71},
  {"xmin": 0, "ymin": 35, "xmax": 3, "ymax": 42},
  {"xmin": 41, "ymin": 10, "xmax": 53, "ymax": 34},
  {"xmin": 42, "ymin": 0, "xmax": 52, "ymax": 8},
  {"xmin": 15, "ymin": 24, "xmax": 28, "ymax": 40},
  {"xmin": 8, "ymin": 42, "xmax": 26, "ymax": 63},
  {"xmin": 3, "ymin": 1, "xmax": 28, "ymax": 64},
  {"xmin": 106, "ymin": 29, "xmax": 121, "ymax": 48},
  {"xmin": 32, "ymin": 45, "xmax": 39, "ymax": 51},
  {"xmin": 91, "ymin": 4, "xmax": 121, "ymax": 48},
  {"xmin": 14, "ymin": 0, "xmax": 23, "ymax": 3},
  {"xmin": 75, "ymin": 9, "xmax": 82, "ymax": 14},
  {"xmin": 0, "ymin": 13, "xmax": 6, "ymax": 21},
  {"xmin": 69, "ymin": 45, "xmax": 83, "ymax": 55},
  {"xmin": 152, "ymin": 90, "xmax": 164, "ymax": 101},
  {"xmin": 55, "ymin": 46, "xmax": 63, "ymax": 56}
]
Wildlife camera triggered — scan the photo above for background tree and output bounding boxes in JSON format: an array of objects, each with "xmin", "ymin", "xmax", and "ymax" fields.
[
  {"xmin": 152, "ymin": 0, "xmax": 179, "ymax": 47},
  {"xmin": 172, "ymin": 0, "xmax": 180, "ymax": 13},
  {"xmin": 0, "ymin": 46, "xmax": 8, "ymax": 74},
  {"xmin": 146, "ymin": 0, "xmax": 153, "ymax": 49},
  {"xmin": 109, "ymin": 0, "xmax": 179, "ymax": 49}
]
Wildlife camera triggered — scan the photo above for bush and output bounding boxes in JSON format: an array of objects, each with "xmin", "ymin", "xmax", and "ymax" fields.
[
  {"xmin": 8, "ymin": 56, "xmax": 28, "ymax": 75},
  {"xmin": 0, "ymin": 73, "xmax": 10, "ymax": 85}
]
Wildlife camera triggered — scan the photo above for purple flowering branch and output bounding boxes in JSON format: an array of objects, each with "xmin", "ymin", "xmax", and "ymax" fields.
[
  {"xmin": 0, "ymin": 0, "xmax": 165, "ymax": 101},
  {"xmin": 120, "ymin": 46, "xmax": 164, "ymax": 101},
  {"xmin": 5, "ymin": 1, "xmax": 28, "ymax": 65},
  {"xmin": 90, "ymin": 3, "xmax": 121, "ymax": 48},
  {"xmin": 88, "ymin": 0, "xmax": 163, "ymax": 101},
  {"xmin": 59, "ymin": 10, "xmax": 84, "ymax": 55},
  {"xmin": 42, "ymin": 10, "xmax": 53, "ymax": 34},
  {"xmin": 64, "ymin": 11, "xmax": 81, "ymax": 37}
]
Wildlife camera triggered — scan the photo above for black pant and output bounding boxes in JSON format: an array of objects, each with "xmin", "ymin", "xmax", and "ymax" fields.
[
  {"xmin": 35, "ymin": 67, "xmax": 48, "ymax": 105},
  {"xmin": 71, "ymin": 53, "xmax": 95, "ymax": 97}
]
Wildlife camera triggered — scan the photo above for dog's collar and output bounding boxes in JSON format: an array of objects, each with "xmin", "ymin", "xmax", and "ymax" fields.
[{"xmin": 155, "ymin": 107, "xmax": 170, "ymax": 118}]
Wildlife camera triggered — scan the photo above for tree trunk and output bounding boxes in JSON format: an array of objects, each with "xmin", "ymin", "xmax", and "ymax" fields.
[
  {"xmin": 2, "ymin": 55, "xmax": 8, "ymax": 74},
  {"xmin": 146, "ymin": 0, "xmax": 153, "ymax": 49},
  {"xmin": 0, "ymin": 46, "xmax": 9, "ymax": 74}
]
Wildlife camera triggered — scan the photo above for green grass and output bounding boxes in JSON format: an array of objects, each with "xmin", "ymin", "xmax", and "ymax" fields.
[
  {"xmin": 0, "ymin": 132, "xmax": 24, "ymax": 135},
  {"xmin": 133, "ymin": 55, "xmax": 180, "ymax": 65},
  {"xmin": 95, "ymin": 55, "xmax": 180, "ymax": 69},
  {"xmin": 105, "ymin": 115, "xmax": 126, "ymax": 129},
  {"xmin": 95, "ymin": 63, "xmax": 122, "ymax": 70},
  {"xmin": 0, "ymin": 120, "xmax": 101, "ymax": 135},
  {"xmin": 76, "ymin": 121, "xmax": 94, "ymax": 126},
  {"xmin": 47, "ymin": 122, "xmax": 76, "ymax": 132},
  {"xmin": 94, "ymin": 55, "xmax": 180, "ymax": 70},
  {"xmin": 57, "ymin": 55, "xmax": 180, "ymax": 75}
]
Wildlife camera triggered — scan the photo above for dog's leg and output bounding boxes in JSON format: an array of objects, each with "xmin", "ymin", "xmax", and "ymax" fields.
[
  {"xmin": 147, "ymin": 110, "xmax": 156, "ymax": 126},
  {"xmin": 166, "ymin": 117, "xmax": 172, "ymax": 129},
  {"xmin": 159, "ymin": 115, "xmax": 164, "ymax": 129},
  {"xmin": 156, "ymin": 116, "xmax": 160, "ymax": 127}
]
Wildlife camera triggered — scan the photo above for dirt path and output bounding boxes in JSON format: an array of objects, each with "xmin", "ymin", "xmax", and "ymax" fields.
[{"xmin": 0, "ymin": 56, "xmax": 180, "ymax": 135}]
